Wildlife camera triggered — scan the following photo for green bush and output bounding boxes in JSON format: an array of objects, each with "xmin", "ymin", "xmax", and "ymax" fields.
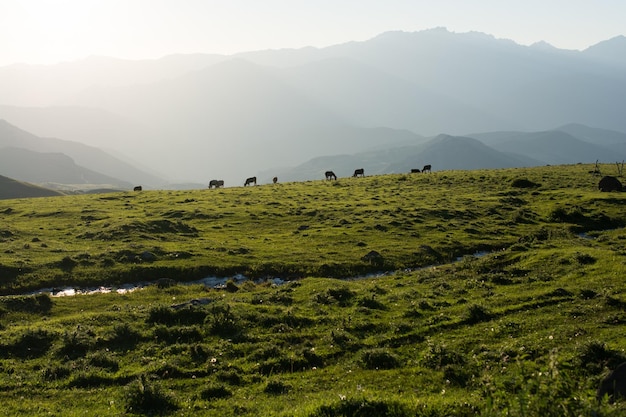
[
  {"xmin": 361, "ymin": 349, "xmax": 401, "ymax": 370},
  {"xmin": 200, "ymin": 384, "xmax": 232, "ymax": 400},
  {"xmin": 124, "ymin": 376, "xmax": 178, "ymax": 415},
  {"xmin": 310, "ymin": 397, "xmax": 411, "ymax": 417},
  {"xmin": 264, "ymin": 379, "xmax": 291, "ymax": 395},
  {"xmin": 7, "ymin": 328, "xmax": 56, "ymax": 358}
]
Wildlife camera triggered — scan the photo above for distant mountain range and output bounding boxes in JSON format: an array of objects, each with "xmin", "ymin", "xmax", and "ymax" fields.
[
  {"xmin": 1, "ymin": 28, "xmax": 625, "ymax": 186},
  {"xmin": 0, "ymin": 119, "xmax": 165, "ymax": 189},
  {"xmin": 275, "ymin": 127, "xmax": 626, "ymax": 182}
]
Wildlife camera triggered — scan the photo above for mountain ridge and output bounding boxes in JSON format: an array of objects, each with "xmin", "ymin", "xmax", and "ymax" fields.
[{"xmin": 1, "ymin": 28, "xmax": 625, "ymax": 184}]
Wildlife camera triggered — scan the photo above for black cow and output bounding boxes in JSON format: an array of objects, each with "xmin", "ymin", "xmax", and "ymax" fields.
[
  {"xmin": 410, "ymin": 168, "xmax": 421, "ymax": 173},
  {"xmin": 422, "ymin": 164, "xmax": 432, "ymax": 173},
  {"xmin": 353, "ymin": 168, "xmax": 365, "ymax": 177},
  {"xmin": 325, "ymin": 171, "xmax": 337, "ymax": 180},
  {"xmin": 208, "ymin": 179, "xmax": 224, "ymax": 189},
  {"xmin": 273, "ymin": 176, "xmax": 278, "ymax": 184},
  {"xmin": 244, "ymin": 176, "xmax": 257, "ymax": 186},
  {"xmin": 133, "ymin": 186, "xmax": 142, "ymax": 191}
]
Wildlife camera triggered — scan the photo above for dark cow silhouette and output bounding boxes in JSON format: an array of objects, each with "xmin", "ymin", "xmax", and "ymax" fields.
[
  {"xmin": 422, "ymin": 164, "xmax": 432, "ymax": 173},
  {"xmin": 273, "ymin": 176, "xmax": 278, "ymax": 184},
  {"xmin": 599, "ymin": 176, "xmax": 623, "ymax": 192},
  {"xmin": 325, "ymin": 171, "xmax": 337, "ymax": 180},
  {"xmin": 353, "ymin": 168, "xmax": 365, "ymax": 177},
  {"xmin": 598, "ymin": 362, "xmax": 626, "ymax": 403},
  {"xmin": 209, "ymin": 180, "xmax": 224, "ymax": 188},
  {"xmin": 208, "ymin": 179, "xmax": 224, "ymax": 189},
  {"xmin": 133, "ymin": 186, "xmax": 142, "ymax": 191},
  {"xmin": 244, "ymin": 176, "xmax": 257, "ymax": 186},
  {"xmin": 410, "ymin": 168, "xmax": 421, "ymax": 173}
]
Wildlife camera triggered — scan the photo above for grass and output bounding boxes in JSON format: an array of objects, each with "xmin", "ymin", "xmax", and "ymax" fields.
[{"xmin": 0, "ymin": 164, "xmax": 626, "ymax": 415}]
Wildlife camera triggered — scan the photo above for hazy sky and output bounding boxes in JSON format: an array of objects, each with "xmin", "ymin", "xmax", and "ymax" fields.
[{"xmin": 1, "ymin": 0, "xmax": 625, "ymax": 66}]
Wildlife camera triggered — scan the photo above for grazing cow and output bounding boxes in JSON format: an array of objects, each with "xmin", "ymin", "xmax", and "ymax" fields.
[
  {"xmin": 599, "ymin": 176, "xmax": 623, "ymax": 192},
  {"xmin": 273, "ymin": 176, "xmax": 278, "ymax": 184},
  {"xmin": 422, "ymin": 164, "xmax": 432, "ymax": 173},
  {"xmin": 133, "ymin": 186, "xmax": 142, "ymax": 191},
  {"xmin": 208, "ymin": 179, "xmax": 223, "ymax": 189},
  {"xmin": 353, "ymin": 168, "xmax": 365, "ymax": 177},
  {"xmin": 410, "ymin": 168, "xmax": 421, "ymax": 173},
  {"xmin": 325, "ymin": 171, "xmax": 337, "ymax": 180},
  {"xmin": 244, "ymin": 176, "xmax": 257, "ymax": 186},
  {"xmin": 597, "ymin": 362, "xmax": 626, "ymax": 403}
]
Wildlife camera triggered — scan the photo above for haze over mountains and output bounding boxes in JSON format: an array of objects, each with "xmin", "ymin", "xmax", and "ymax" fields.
[{"xmin": 1, "ymin": 28, "xmax": 626, "ymax": 188}]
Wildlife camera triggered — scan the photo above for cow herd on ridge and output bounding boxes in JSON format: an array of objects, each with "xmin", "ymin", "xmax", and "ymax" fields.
[{"xmin": 199, "ymin": 164, "xmax": 435, "ymax": 190}]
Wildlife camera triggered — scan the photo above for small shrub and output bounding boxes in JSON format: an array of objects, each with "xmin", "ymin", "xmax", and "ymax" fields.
[
  {"xmin": 264, "ymin": 379, "xmax": 291, "ymax": 395},
  {"xmin": 443, "ymin": 363, "xmax": 474, "ymax": 387},
  {"xmin": 2, "ymin": 293, "xmax": 53, "ymax": 314},
  {"xmin": 319, "ymin": 287, "xmax": 356, "ymax": 306},
  {"xmin": 361, "ymin": 349, "xmax": 401, "ymax": 370},
  {"xmin": 357, "ymin": 296, "xmax": 387, "ymax": 310},
  {"xmin": 68, "ymin": 371, "xmax": 116, "ymax": 388},
  {"xmin": 42, "ymin": 364, "xmax": 72, "ymax": 381},
  {"xmin": 57, "ymin": 256, "xmax": 78, "ymax": 270},
  {"xmin": 57, "ymin": 327, "xmax": 95, "ymax": 359},
  {"xmin": 215, "ymin": 368, "xmax": 244, "ymax": 385},
  {"xmin": 147, "ymin": 305, "xmax": 207, "ymax": 326},
  {"xmin": 575, "ymin": 253, "xmax": 597, "ymax": 265},
  {"xmin": 125, "ymin": 376, "xmax": 178, "ymax": 415},
  {"xmin": 87, "ymin": 351, "xmax": 120, "ymax": 372},
  {"xmin": 208, "ymin": 303, "xmax": 240, "ymax": 337},
  {"xmin": 463, "ymin": 304, "xmax": 494, "ymax": 324},
  {"xmin": 422, "ymin": 343, "xmax": 465, "ymax": 370},
  {"xmin": 577, "ymin": 340, "xmax": 626, "ymax": 375},
  {"xmin": 310, "ymin": 397, "xmax": 411, "ymax": 417},
  {"xmin": 201, "ymin": 384, "xmax": 232, "ymax": 400},
  {"xmin": 107, "ymin": 323, "xmax": 142, "ymax": 349},
  {"xmin": 9, "ymin": 328, "xmax": 56, "ymax": 358},
  {"xmin": 511, "ymin": 178, "xmax": 540, "ymax": 188},
  {"xmin": 153, "ymin": 325, "xmax": 203, "ymax": 344}
]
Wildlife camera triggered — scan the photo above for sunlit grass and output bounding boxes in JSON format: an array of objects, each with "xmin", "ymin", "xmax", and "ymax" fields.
[{"xmin": 1, "ymin": 164, "xmax": 626, "ymax": 415}]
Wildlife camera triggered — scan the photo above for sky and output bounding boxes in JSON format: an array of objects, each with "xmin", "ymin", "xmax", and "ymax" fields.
[{"xmin": 1, "ymin": 0, "xmax": 625, "ymax": 67}]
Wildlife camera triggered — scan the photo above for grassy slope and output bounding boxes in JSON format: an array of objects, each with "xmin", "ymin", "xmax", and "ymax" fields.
[{"xmin": 0, "ymin": 164, "xmax": 625, "ymax": 416}]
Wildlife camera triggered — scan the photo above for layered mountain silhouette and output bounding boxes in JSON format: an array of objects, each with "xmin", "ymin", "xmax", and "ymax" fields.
[
  {"xmin": 1, "ymin": 28, "xmax": 625, "ymax": 186},
  {"xmin": 0, "ymin": 119, "xmax": 164, "ymax": 188},
  {"xmin": 0, "ymin": 146, "xmax": 132, "ymax": 189},
  {"xmin": 278, "ymin": 128, "xmax": 626, "ymax": 182}
]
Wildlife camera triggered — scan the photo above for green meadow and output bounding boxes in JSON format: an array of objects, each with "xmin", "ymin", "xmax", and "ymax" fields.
[{"xmin": 1, "ymin": 164, "xmax": 626, "ymax": 416}]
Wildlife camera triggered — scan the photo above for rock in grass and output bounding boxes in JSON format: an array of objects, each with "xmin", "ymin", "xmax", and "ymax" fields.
[
  {"xmin": 598, "ymin": 176, "xmax": 623, "ymax": 192},
  {"xmin": 597, "ymin": 362, "xmax": 626, "ymax": 403}
]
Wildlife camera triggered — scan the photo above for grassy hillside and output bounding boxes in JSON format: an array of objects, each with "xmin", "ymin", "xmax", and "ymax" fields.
[
  {"xmin": 0, "ymin": 174, "xmax": 64, "ymax": 200},
  {"xmin": 1, "ymin": 164, "xmax": 626, "ymax": 416}
]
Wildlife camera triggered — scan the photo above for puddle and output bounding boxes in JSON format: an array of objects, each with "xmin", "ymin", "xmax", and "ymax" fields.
[{"xmin": 18, "ymin": 251, "xmax": 490, "ymax": 298}]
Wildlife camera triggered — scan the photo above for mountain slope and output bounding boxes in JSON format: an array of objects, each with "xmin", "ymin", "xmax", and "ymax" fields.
[
  {"xmin": 0, "ymin": 147, "xmax": 132, "ymax": 189},
  {"xmin": 470, "ymin": 130, "xmax": 626, "ymax": 165},
  {"xmin": 0, "ymin": 174, "xmax": 64, "ymax": 200},
  {"xmin": 0, "ymin": 119, "xmax": 164, "ymax": 186},
  {"xmin": 555, "ymin": 123, "xmax": 626, "ymax": 147},
  {"xmin": 582, "ymin": 35, "xmax": 626, "ymax": 67},
  {"xmin": 278, "ymin": 134, "xmax": 536, "ymax": 181}
]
